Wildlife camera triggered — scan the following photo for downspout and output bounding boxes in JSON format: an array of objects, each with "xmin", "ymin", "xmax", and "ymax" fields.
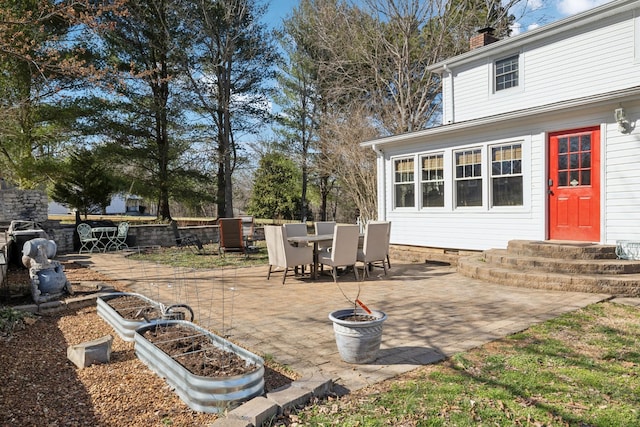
[
  {"xmin": 443, "ymin": 64, "xmax": 454, "ymax": 124},
  {"xmin": 372, "ymin": 144, "xmax": 386, "ymax": 221}
]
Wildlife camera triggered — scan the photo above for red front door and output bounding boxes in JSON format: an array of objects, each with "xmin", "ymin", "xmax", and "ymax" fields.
[{"xmin": 548, "ymin": 127, "xmax": 600, "ymax": 241}]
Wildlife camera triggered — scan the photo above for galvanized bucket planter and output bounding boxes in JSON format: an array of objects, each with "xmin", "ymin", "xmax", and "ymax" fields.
[
  {"xmin": 329, "ymin": 308, "xmax": 387, "ymax": 364},
  {"xmin": 97, "ymin": 292, "xmax": 164, "ymax": 342},
  {"xmin": 134, "ymin": 320, "xmax": 264, "ymax": 413}
]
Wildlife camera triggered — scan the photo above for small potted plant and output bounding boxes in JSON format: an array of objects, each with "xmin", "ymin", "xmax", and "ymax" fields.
[{"xmin": 328, "ymin": 283, "xmax": 387, "ymax": 364}]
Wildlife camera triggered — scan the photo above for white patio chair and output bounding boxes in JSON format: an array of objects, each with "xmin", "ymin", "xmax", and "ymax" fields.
[
  {"xmin": 314, "ymin": 221, "xmax": 336, "ymax": 253},
  {"xmin": 317, "ymin": 224, "xmax": 360, "ymax": 282},
  {"xmin": 77, "ymin": 223, "xmax": 99, "ymax": 254},
  {"xmin": 357, "ymin": 222, "xmax": 390, "ymax": 278},
  {"xmin": 109, "ymin": 221, "xmax": 129, "ymax": 251},
  {"xmin": 370, "ymin": 220, "xmax": 392, "ymax": 269},
  {"xmin": 314, "ymin": 221, "xmax": 336, "ymax": 236},
  {"xmin": 283, "ymin": 223, "xmax": 310, "ymax": 274},
  {"xmin": 283, "ymin": 223, "xmax": 308, "ymax": 241},
  {"xmin": 265, "ymin": 225, "xmax": 313, "ymax": 284}
]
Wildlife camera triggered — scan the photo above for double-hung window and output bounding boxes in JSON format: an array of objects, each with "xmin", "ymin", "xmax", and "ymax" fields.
[
  {"xmin": 455, "ymin": 148, "xmax": 482, "ymax": 207},
  {"xmin": 495, "ymin": 54, "xmax": 519, "ymax": 91},
  {"xmin": 491, "ymin": 143, "xmax": 523, "ymax": 206},
  {"xmin": 394, "ymin": 158, "xmax": 415, "ymax": 208},
  {"xmin": 420, "ymin": 153, "xmax": 444, "ymax": 207}
]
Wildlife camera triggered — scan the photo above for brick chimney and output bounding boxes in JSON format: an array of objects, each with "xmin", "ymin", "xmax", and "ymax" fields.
[{"xmin": 469, "ymin": 27, "xmax": 499, "ymax": 50}]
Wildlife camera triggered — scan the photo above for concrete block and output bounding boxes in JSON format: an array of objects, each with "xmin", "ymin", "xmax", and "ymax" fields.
[
  {"xmin": 210, "ymin": 416, "xmax": 253, "ymax": 427},
  {"xmin": 290, "ymin": 373, "xmax": 333, "ymax": 398},
  {"xmin": 266, "ymin": 384, "xmax": 312, "ymax": 413},
  {"xmin": 225, "ymin": 396, "xmax": 278, "ymax": 427},
  {"xmin": 67, "ymin": 335, "xmax": 113, "ymax": 369}
]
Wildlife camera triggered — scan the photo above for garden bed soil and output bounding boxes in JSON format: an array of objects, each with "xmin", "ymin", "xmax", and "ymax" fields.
[{"xmin": 141, "ymin": 322, "xmax": 259, "ymax": 378}]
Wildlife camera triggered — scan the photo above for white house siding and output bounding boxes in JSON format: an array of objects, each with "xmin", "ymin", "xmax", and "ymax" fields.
[
  {"xmin": 603, "ymin": 102, "xmax": 640, "ymax": 243},
  {"xmin": 379, "ymin": 124, "xmax": 546, "ymax": 251},
  {"xmin": 375, "ymin": 98, "xmax": 640, "ymax": 251},
  {"xmin": 446, "ymin": 3, "xmax": 639, "ymax": 123}
]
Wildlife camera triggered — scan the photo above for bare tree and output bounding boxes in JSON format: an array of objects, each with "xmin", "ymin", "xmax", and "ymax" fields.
[{"xmin": 319, "ymin": 106, "xmax": 379, "ymax": 223}]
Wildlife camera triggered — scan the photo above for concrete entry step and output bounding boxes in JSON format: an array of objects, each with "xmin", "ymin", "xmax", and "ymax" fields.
[
  {"xmin": 483, "ymin": 249, "xmax": 640, "ymax": 275},
  {"xmin": 458, "ymin": 240, "xmax": 640, "ymax": 297},
  {"xmin": 507, "ymin": 240, "xmax": 618, "ymax": 260}
]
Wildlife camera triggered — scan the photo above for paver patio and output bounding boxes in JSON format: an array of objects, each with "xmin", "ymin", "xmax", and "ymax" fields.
[{"xmin": 65, "ymin": 251, "xmax": 609, "ymax": 393}]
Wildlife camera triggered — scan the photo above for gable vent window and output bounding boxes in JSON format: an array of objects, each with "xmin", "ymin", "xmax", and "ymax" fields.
[{"xmin": 495, "ymin": 55, "xmax": 519, "ymax": 91}]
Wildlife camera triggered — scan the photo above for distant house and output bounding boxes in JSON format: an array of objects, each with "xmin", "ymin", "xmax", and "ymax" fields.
[
  {"xmin": 48, "ymin": 194, "xmax": 149, "ymax": 216},
  {"xmin": 362, "ymin": 0, "xmax": 640, "ymax": 251}
]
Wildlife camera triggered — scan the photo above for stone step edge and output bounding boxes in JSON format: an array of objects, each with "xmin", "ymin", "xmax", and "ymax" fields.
[
  {"xmin": 484, "ymin": 249, "xmax": 640, "ymax": 275},
  {"xmin": 507, "ymin": 240, "xmax": 617, "ymax": 260},
  {"xmin": 458, "ymin": 255, "xmax": 640, "ymax": 297}
]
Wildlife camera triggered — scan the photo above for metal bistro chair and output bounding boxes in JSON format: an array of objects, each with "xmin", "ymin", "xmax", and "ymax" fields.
[
  {"xmin": 77, "ymin": 223, "xmax": 99, "ymax": 254},
  {"xmin": 170, "ymin": 220, "xmax": 204, "ymax": 253},
  {"xmin": 108, "ymin": 222, "xmax": 130, "ymax": 251}
]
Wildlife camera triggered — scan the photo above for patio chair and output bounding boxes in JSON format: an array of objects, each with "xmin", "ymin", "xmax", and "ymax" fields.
[
  {"xmin": 313, "ymin": 221, "xmax": 336, "ymax": 268},
  {"xmin": 218, "ymin": 218, "xmax": 246, "ymax": 256},
  {"xmin": 370, "ymin": 220, "xmax": 392, "ymax": 269},
  {"xmin": 170, "ymin": 221, "xmax": 204, "ymax": 253},
  {"xmin": 240, "ymin": 216, "xmax": 260, "ymax": 253},
  {"xmin": 108, "ymin": 221, "xmax": 130, "ymax": 251},
  {"xmin": 314, "ymin": 221, "xmax": 336, "ymax": 236},
  {"xmin": 317, "ymin": 224, "xmax": 360, "ymax": 282},
  {"xmin": 357, "ymin": 222, "xmax": 389, "ymax": 278},
  {"xmin": 77, "ymin": 223, "xmax": 99, "ymax": 254},
  {"xmin": 283, "ymin": 223, "xmax": 308, "ymax": 241},
  {"xmin": 264, "ymin": 225, "xmax": 313, "ymax": 284}
]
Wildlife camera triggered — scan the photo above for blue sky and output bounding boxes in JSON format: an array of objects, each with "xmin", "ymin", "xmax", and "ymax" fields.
[{"xmin": 260, "ymin": 0, "xmax": 615, "ymax": 36}]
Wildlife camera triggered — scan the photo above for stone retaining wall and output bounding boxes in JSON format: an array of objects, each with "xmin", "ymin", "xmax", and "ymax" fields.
[
  {"xmin": 0, "ymin": 189, "xmax": 48, "ymax": 223},
  {"xmin": 42, "ymin": 223, "xmax": 220, "ymax": 254}
]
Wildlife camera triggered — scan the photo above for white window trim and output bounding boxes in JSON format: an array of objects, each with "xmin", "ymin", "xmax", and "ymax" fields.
[
  {"xmin": 489, "ymin": 142, "xmax": 525, "ymax": 209},
  {"xmin": 453, "ymin": 146, "xmax": 485, "ymax": 211},
  {"xmin": 488, "ymin": 137, "xmax": 530, "ymax": 212},
  {"xmin": 490, "ymin": 51, "xmax": 524, "ymax": 96},
  {"xmin": 391, "ymin": 156, "xmax": 417, "ymax": 210},
  {"xmin": 419, "ymin": 151, "xmax": 446, "ymax": 210}
]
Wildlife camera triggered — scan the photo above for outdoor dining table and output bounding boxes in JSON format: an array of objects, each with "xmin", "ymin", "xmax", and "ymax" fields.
[
  {"xmin": 287, "ymin": 234, "xmax": 334, "ymax": 280},
  {"xmin": 91, "ymin": 226, "xmax": 118, "ymax": 253}
]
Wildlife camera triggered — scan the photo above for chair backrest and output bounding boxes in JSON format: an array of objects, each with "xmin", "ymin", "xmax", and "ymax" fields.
[
  {"xmin": 370, "ymin": 221, "xmax": 391, "ymax": 253},
  {"xmin": 117, "ymin": 222, "xmax": 129, "ymax": 237},
  {"xmin": 219, "ymin": 218, "xmax": 244, "ymax": 249},
  {"xmin": 314, "ymin": 221, "xmax": 336, "ymax": 236},
  {"xmin": 240, "ymin": 216, "xmax": 255, "ymax": 238},
  {"xmin": 362, "ymin": 222, "xmax": 389, "ymax": 261},
  {"xmin": 330, "ymin": 224, "xmax": 360, "ymax": 265},
  {"xmin": 283, "ymin": 223, "xmax": 308, "ymax": 238},
  {"xmin": 264, "ymin": 225, "xmax": 285, "ymax": 266},
  {"xmin": 77, "ymin": 223, "xmax": 92, "ymax": 239}
]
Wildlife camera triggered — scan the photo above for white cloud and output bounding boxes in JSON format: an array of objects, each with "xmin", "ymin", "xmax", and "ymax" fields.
[
  {"xmin": 510, "ymin": 22, "xmax": 523, "ymax": 36},
  {"xmin": 556, "ymin": 0, "xmax": 613, "ymax": 16},
  {"xmin": 527, "ymin": 23, "xmax": 541, "ymax": 31},
  {"xmin": 528, "ymin": 0, "xmax": 545, "ymax": 11}
]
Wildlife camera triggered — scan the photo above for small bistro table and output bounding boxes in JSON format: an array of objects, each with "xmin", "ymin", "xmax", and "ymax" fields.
[{"xmin": 91, "ymin": 226, "xmax": 118, "ymax": 253}]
